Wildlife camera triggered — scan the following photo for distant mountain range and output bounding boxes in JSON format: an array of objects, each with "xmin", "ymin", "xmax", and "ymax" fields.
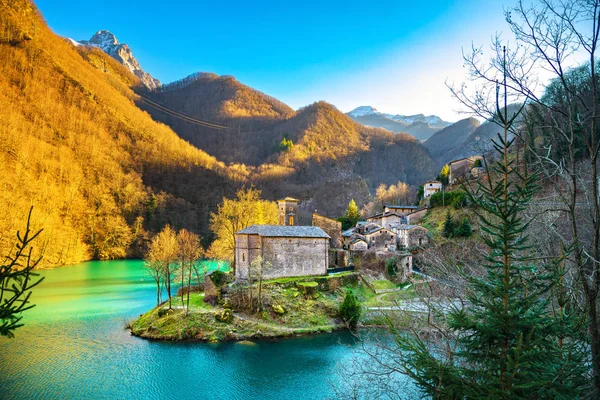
[
  {"xmin": 346, "ymin": 106, "xmax": 452, "ymax": 141},
  {"xmin": 74, "ymin": 30, "xmax": 160, "ymax": 90}
]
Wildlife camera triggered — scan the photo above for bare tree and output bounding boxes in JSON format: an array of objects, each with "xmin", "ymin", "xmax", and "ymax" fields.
[
  {"xmin": 177, "ymin": 229, "xmax": 203, "ymax": 315},
  {"xmin": 448, "ymin": 0, "xmax": 600, "ymax": 393}
]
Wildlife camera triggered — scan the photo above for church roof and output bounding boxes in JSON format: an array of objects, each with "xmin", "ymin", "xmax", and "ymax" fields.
[{"xmin": 236, "ymin": 225, "xmax": 330, "ymax": 238}]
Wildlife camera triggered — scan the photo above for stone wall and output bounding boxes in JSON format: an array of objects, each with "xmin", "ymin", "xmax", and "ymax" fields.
[
  {"xmin": 260, "ymin": 237, "xmax": 328, "ymax": 279},
  {"xmin": 236, "ymin": 234, "xmax": 329, "ymax": 281},
  {"xmin": 235, "ymin": 233, "xmax": 262, "ymax": 281},
  {"xmin": 406, "ymin": 209, "xmax": 427, "ymax": 224},
  {"xmin": 312, "ymin": 213, "xmax": 342, "ymax": 248}
]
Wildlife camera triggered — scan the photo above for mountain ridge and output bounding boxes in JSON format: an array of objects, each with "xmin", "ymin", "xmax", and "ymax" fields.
[
  {"xmin": 77, "ymin": 30, "xmax": 160, "ymax": 90},
  {"xmin": 346, "ymin": 105, "xmax": 452, "ymax": 141}
]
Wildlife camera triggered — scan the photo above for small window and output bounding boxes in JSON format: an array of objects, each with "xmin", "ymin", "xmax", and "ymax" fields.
[
  {"xmin": 289, "ymin": 216, "xmax": 295, "ymax": 225},
  {"xmin": 242, "ymin": 253, "xmax": 246, "ymax": 262}
]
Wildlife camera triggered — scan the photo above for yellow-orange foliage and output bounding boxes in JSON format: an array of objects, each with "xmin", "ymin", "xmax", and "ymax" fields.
[{"xmin": 0, "ymin": 0, "xmax": 236, "ymax": 267}]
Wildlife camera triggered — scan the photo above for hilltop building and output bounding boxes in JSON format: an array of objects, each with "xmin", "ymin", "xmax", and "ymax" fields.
[
  {"xmin": 448, "ymin": 156, "xmax": 483, "ymax": 184},
  {"xmin": 383, "ymin": 205, "xmax": 420, "ymax": 215},
  {"xmin": 423, "ymin": 181, "xmax": 443, "ymax": 198},
  {"xmin": 235, "ymin": 225, "xmax": 330, "ymax": 281}
]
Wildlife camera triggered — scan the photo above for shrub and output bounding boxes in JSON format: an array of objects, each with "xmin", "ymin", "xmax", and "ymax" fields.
[
  {"xmin": 430, "ymin": 190, "xmax": 468, "ymax": 209},
  {"xmin": 209, "ymin": 270, "xmax": 228, "ymax": 287},
  {"xmin": 215, "ymin": 308, "xmax": 233, "ymax": 323},
  {"xmin": 456, "ymin": 217, "xmax": 473, "ymax": 238},
  {"xmin": 386, "ymin": 257, "xmax": 399, "ymax": 278},
  {"xmin": 339, "ymin": 289, "xmax": 361, "ymax": 327},
  {"xmin": 443, "ymin": 211, "xmax": 457, "ymax": 238}
]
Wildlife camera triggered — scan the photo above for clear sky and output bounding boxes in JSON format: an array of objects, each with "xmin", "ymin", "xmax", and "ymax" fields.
[{"xmin": 36, "ymin": 0, "xmax": 510, "ymax": 122}]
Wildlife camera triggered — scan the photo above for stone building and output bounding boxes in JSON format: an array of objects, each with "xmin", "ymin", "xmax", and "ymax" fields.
[
  {"xmin": 235, "ymin": 225, "xmax": 330, "ymax": 281},
  {"xmin": 392, "ymin": 225, "xmax": 429, "ymax": 249},
  {"xmin": 423, "ymin": 181, "xmax": 442, "ymax": 198},
  {"xmin": 366, "ymin": 212, "xmax": 404, "ymax": 229},
  {"xmin": 448, "ymin": 156, "xmax": 483, "ymax": 184},
  {"xmin": 383, "ymin": 205, "xmax": 420, "ymax": 215},
  {"xmin": 312, "ymin": 213, "xmax": 342, "ymax": 248},
  {"xmin": 278, "ymin": 197, "xmax": 299, "ymax": 226},
  {"xmin": 363, "ymin": 226, "xmax": 397, "ymax": 252}
]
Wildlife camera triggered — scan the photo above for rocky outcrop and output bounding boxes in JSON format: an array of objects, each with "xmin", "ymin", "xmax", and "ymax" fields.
[{"xmin": 80, "ymin": 30, "xmax": 160, "ymax": 90}]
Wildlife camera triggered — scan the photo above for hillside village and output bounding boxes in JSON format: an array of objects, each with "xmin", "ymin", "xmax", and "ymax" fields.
[{"xmin": 232, "ymin": 154, "xmax": 484, "ymax": 284}]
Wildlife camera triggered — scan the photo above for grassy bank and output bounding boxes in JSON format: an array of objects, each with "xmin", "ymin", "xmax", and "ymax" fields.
[{"xmin": 130, "ymin": 272, "xmax": 416, "ymax": 342}]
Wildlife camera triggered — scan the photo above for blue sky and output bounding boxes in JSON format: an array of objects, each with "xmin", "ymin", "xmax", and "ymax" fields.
[{"xmin": 37, "ymin": 0, "xmax": 509, "ymax": 121}]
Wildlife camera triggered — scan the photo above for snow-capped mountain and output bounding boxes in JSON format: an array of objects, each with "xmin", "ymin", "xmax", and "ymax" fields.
[
  {"xmin": 387, "ymin": 113, "xmax": 449, "ymax": 127},
  {"xmin": 77, "ymin": 30, "xmax": 160, "ymax": 90},
  {"xmin": 346, "ymin": 106, "xmax": 453, "ymax": 140},
  {"xmin": 347, "ymin": 105, "xmax": 380, "ymax": 117}
]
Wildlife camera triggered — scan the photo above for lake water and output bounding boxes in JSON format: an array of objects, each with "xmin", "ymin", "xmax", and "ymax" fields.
[{"xmin": 0, "ymin": 260, "xmax": 417, "ymax": 399}]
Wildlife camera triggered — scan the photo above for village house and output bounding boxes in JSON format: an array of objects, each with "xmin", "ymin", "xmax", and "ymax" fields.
[
  {"xmin": 423, "ymin": 181, "xmax": 442, "ymax": 198},
  {"xmin": 234, "ymin": 225, "xmax": 330, "ymax": 281},
  {"xmin": 361, "ymin": 225, "xmax": 397, "ymax": 252},
  {"xmin": 383, "ymin": 205, "xmax": 420, "ymax": 215},
  {"xmin": 392, "ymin": 224, "xmax": 429, "ymax": 249},
  {"xmin": 448, "ymin": 156, "xmax": 483, "ymax": 184},
  {"xmin": 349, "ymin": 238, "xmax": 368, "ymax": 251},
  {"xmin": 366, "ymin": 211, "xmax": 404, "ymax": 229}
]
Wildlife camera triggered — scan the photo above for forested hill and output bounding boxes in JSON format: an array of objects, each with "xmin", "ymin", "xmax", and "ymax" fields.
[
  {"xmin": 0, "ymin": 0, "xmax": 437, "ymax": 267},
  {"xmin": 0, "ymin": 0, "xmax": 240, "ymax": 266},
  {"xmin": 140, "ymin": 73, "xmax": 437, "ymax": 186}
]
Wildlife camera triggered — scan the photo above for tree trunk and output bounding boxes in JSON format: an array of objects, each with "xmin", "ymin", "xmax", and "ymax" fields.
[
  {"xmin": 588, "ymin": 298, "xmax": 600, "ymax": 395},
  {"xmin": 166, "ymin": 264, "xmax": 172, "ymax": 309}
]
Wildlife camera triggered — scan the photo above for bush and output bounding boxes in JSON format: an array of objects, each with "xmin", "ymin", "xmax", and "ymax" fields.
[
  {"xmin": 430, "ymin": 190, "xmax": 468, "ymax": 209},
  {"xmin": 209, "ymin": 270, "xmax": 228, "ymax": 287},
  {"xmin": 339, "ymin": 289, "xmax": 361, "ymax": 327},
  {"xmin": 456, "ymin": 217, "xmax": 473, "ymax": 238},
  {"xmin": 215, "ymin": 308, "xmax": 233, "ymax": 323},
  {"xmin": 386, "ymin": 257, "xmax": 399, "ymax": 278},
  {"xmin": 443, "ymin": 211, "xmax": 456, "ymax": 238}
]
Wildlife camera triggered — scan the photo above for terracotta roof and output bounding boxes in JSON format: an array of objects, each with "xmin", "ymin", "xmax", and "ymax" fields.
[
  {"xmin": 237, "ymin": 225, "xmax": 329, "ymax": 238},
  {"xmin": 385, "ymin": 205, "xmax": 419, "ymax": 209}
]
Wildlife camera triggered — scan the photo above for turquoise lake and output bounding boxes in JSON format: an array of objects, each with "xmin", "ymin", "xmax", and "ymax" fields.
[{"xmin": 0, "ymin": 260, "xmax": 417, "ymax": 399}]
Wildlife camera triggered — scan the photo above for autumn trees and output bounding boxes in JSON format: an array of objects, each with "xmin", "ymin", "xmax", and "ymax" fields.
[
  {"xmin": 145, "ymin": 225, "xmax": 203, "ymax": 312},
  {"xmin": 207, "ymin": 188, "xmax": 278, "ymax": 274}
]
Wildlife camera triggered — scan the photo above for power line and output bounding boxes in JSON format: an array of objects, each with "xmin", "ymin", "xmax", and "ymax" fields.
[{"xmin": 137, "ymin": 95, "xmax": 228, "ymax": 130}]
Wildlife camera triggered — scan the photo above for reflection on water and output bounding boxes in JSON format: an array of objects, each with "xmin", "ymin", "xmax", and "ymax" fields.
[{"xmin": 0, "ymin": 260, "xmax": 377, "ymax": 399}]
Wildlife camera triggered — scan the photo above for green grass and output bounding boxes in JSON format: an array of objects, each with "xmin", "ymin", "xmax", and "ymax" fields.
[{"xmin": 371, "ymin": 279, "xmax": 397, "ymax": 290}]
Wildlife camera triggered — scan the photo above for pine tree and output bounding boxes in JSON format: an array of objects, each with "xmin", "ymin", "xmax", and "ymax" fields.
[
  {"xmin": 395, "ymin": 48, "xmax": 586, "ymax": 398},
  {"xmin": 456, "ymin": 217, "xmax": 472, "ymax": 237},
  {"xmin": 339, "ymin": 289, "xmax": 361, "ymax": 328},
  {"xmin": 442, "ymin": 210, "xmax": 456, "ymax": 238}
]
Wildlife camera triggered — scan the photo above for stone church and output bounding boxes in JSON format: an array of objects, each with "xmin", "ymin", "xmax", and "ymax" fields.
[{"xmin": 234, "ymin": 197, "xmax": 330, "ymax": 281}]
